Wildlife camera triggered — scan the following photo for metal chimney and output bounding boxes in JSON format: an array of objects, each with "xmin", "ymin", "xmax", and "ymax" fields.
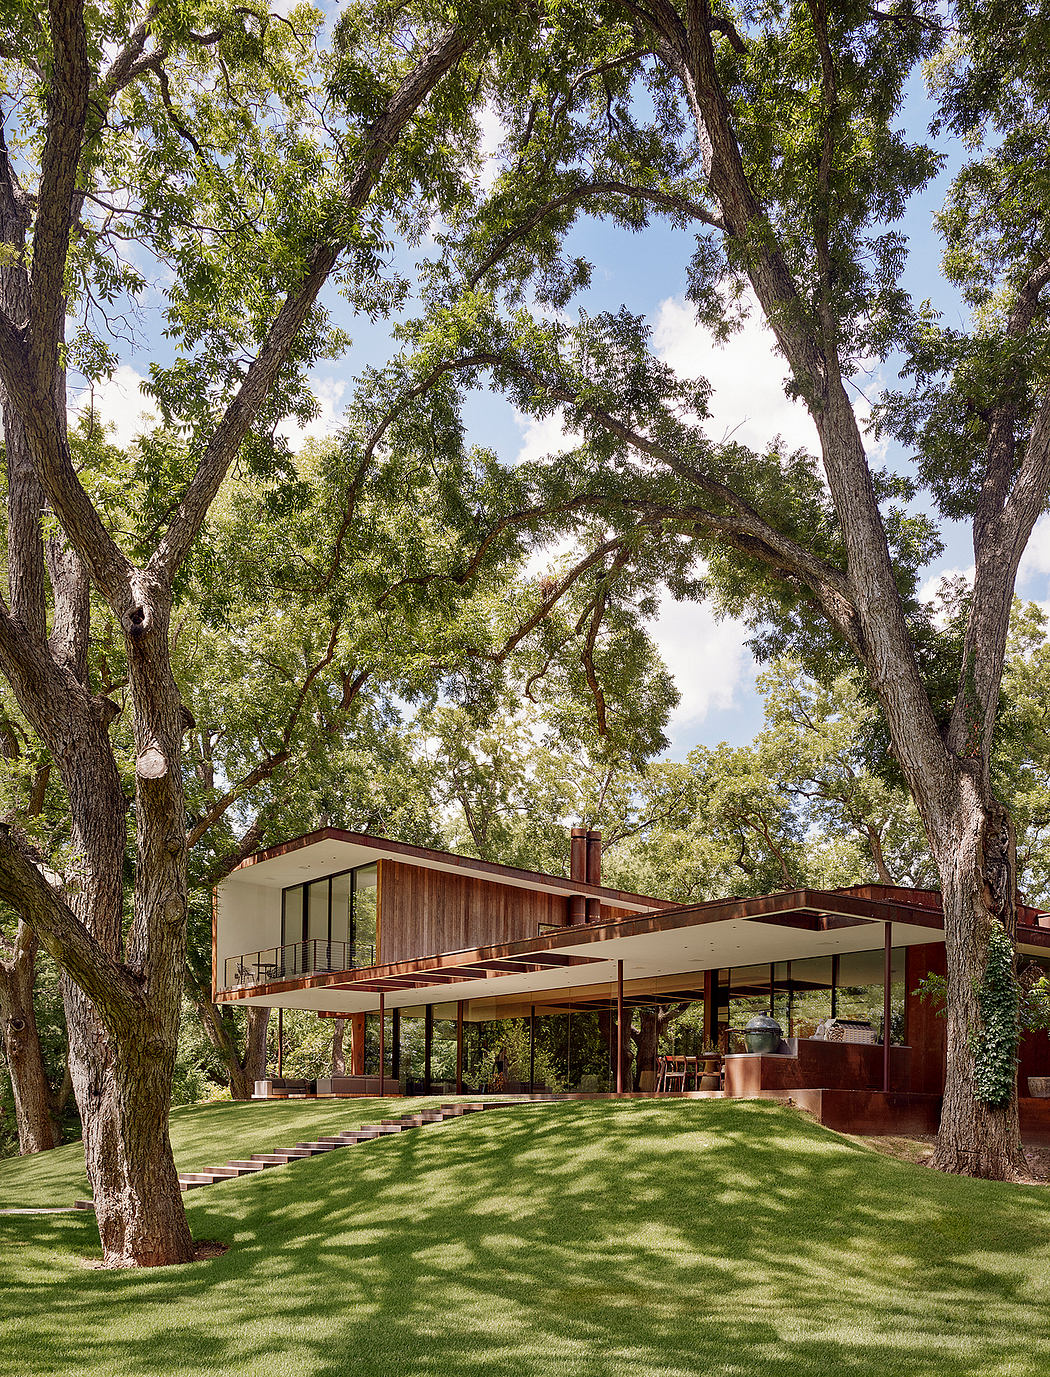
[
  {"xmin": 569, "ymin": 826, "xmax": 588, "ymax": 924},
  {"xmin": 585, "ymin": 829, "xmax": 601, "ymax": 922}
]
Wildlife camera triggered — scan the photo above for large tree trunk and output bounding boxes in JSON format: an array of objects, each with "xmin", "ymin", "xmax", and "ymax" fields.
[
  {"xmin": 67, "ymin": 983, "xmax": 192, "ymax": 1264},
  {"xmin": 0, "ymin": 922, "xmax": 58, "ymax": 1153},
  {"xmin": 57, "ymin": 703, "xmax": 193, "ymax": 1265},
  {"xmin": 190, "ymin": 969, "xmax": 271, "ymax": 1101},
  {"xmin": 229, "ymin": 1006, "xmax": 270, "ymax": 1100},
  {"xmin": 632, "ymin": 1010, "xmax": 660, "ymax": 1090},
  {"xmin": 931, "ymin": 788, "xmax": 1024, "ymax": 1178},
  {"xmin": 631, "ymin": 1005, "xmax": 687, "ymax": 1090},
  {"xmin": 331, "ymin": 1017, "xmax": 346, "ymax": 1077}
]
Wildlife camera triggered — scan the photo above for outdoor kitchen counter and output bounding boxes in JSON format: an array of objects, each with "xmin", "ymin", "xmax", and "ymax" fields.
[{"xmin": 724, "ymin": 1038, "xmax": 913, "ymax": 1096}]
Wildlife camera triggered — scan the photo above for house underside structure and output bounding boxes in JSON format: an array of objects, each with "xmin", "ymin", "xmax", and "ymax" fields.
[{"xmin": 213, "ymin": 827, "xmax": 1050, "ymax": 1136}]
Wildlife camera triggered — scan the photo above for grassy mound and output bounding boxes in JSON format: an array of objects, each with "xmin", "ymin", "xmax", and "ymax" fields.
[
  {"xmin": 0, "ymin": 1095, "xmax": 443, "ymax": 1208},
  {"xmin": 2, "ymin": 1098, "xmax": 1050, "ymax": 1376}
]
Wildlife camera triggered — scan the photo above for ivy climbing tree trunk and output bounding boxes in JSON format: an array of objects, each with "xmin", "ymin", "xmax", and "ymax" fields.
[{"xmin": 433, "ymin": 0, "xmax": 1050, "ymax": 1176}]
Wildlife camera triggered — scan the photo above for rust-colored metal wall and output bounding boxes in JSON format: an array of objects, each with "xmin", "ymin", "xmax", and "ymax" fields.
[
  {"xmin": 904, "ymin": 942, "xmax": 947, "ymax": 1094},
  {"xmin": 378, "ymin": 859, "xmax": 571, "ymax": 963},
  {"xmin": 905, "ymin": 940, "xmax": 1050, "ymax": 1097}
]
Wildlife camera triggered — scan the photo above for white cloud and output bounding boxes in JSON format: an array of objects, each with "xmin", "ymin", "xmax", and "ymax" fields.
[
  {"xmin": 80, "ymin": 366, "xmax": 347, "ymax": 454},
  {"xmin": 81, "ymin": 365, "xmax": 158, "ymax": 448},
  {"xmin": 476, "ymin": 103, "xmax": 506, "ymax": 192},
  {"xmin": 513, "ymin": 406, "xmax": 579, "ymax": 465},
  {"xmin": 1020, "ymin": 514, "xmax": 1050, "ymax": 587},
  {"xmin": 651, "ymin": 589, "xmax": 753, "ymax": 733},
  {"xmin": 916, "ymin": 564, "xmax": 974, "ymax": 629},
  {"xmin": 652, "ymin": 296, "xmax": 820, "ymax": 454},
  {"xmin": 277, "ymin": 376, "xmax": 347, "ymax": 449}
]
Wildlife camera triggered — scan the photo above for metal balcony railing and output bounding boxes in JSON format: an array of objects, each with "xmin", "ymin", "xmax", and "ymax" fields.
[{"xmin": 223, "ymin": 939, "xmax": 376, "ymax": 991}]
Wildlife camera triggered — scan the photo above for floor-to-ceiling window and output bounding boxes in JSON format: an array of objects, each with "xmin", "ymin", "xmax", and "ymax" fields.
[
  {"xmin": 719, "ymin": 950, "xmax": 906, "ymax": 1046},
  {"xmin": 280, "ymin": 862, "xmax": 379, "ymax": 974}
]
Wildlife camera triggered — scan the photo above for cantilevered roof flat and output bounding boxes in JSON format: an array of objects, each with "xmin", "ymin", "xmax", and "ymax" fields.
[
  {"xmin": 226, "ymin": 826, "xmax": 673, "ymax": 911},
  {"xmin": 217, "ymin": 883, "xmax": 1050, "ymax": 1015}
]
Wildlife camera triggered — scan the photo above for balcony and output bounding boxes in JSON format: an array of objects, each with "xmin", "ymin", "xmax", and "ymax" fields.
[{"xmin": 222, "ymin": 939, "xmax": 376, "ymax": 992}]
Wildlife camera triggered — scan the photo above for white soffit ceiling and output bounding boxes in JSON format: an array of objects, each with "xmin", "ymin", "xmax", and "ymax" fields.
[{"xmin": 231, "ymin": 916, "xmax": 939, "ymax": 1015}]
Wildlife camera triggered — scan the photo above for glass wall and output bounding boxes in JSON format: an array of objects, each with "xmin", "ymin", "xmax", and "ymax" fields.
[
  {"xmin": 836, "ymin": 949, "xmax": 905, "ymax": 1043},
  {"xmin": 788, "ymin": 957, "xmax": 834, "ymax": 1035},
  {"xmin": 280, "ymin": 862, "xmax": 379, "ymax": 971},
  {"xmin": 352, "ymin": 865, "xmax": 378, "ymax": 962},
  {"xmin": 719, "ymin": 950, "xmax": 905, "ymax": 1045},
  {"xmin": 728, "ymin": 965, "xmax": 775, "ymax": 1028}
]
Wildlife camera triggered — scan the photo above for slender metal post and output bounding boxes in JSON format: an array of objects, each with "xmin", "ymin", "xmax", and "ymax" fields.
[
  {"xmin": 424, "ymin": 1004, "xmax": 433, "ymax": 1093},
  {"xmin": 529, "ymin": 1004, "xmax": 536, "ymax": 1093},
  {"xmin": 831, "ymin": 954, "xmax": 839, "ymax": 1018},
  {"xmin": 883, "ymin": 923, "xmax": 892, "ymax": 1092},
  {"xmin": 616, "ymin": 960, "xmax": 624, "ymax": 1094},
  {"xmin": 787, "ymin": 960, "xmax": 794, "ymax": 1038},
  {"xmin": 456, "ymin": 1000, "xmax": 464, "ymax": 1094},
  {"xmin": 392, "ymin": 1008, "xmax": 400, "ymax": 1083},
  {"xmin": 277, "ymin": 1006, "xmax": 283, "ymax": 1079},
  {"xmin": 379, "ymin": 992, "xmax": 385, "ymax": 1097}
]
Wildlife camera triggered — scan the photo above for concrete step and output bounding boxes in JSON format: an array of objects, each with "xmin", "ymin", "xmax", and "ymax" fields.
[
  {"xmin": 294, "ymin": 1141, "xmax": 343, "ymax": 1151},
  {"xmin": 383, "ymin": 1117, "xmax": 424, "ymax": 1127},
  {"xmin": 358, "ymin": 1124, "xmax": 403, "ymax": 1135},
  {"xmin": 249, "ymin": 1154, "xmax": 298, "ymax": 1165},
  {"xmin": 265, "ymin": 1148, "xmax": 317, "ymax": 1159},
  {"xmin": 225, "ymin": 1160, "xmax": 272, "ymax": 1171},
  {"xmin": 337, "ymin": 1132, "xmax": 381, "ymax": 1143}
]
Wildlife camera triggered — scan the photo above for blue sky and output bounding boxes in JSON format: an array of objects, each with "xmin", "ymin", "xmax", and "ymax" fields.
[{"xmin": 90, "ymin": 60, "xmax": 1050, "ymax": 764}]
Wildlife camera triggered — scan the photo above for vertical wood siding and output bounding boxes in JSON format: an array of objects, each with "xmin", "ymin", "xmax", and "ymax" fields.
[{"xmin": 378, "ymin": 860, "xmax": 571, "ymax": 963}]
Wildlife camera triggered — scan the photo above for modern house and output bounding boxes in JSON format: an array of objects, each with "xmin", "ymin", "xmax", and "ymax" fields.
[{"xmin": 212, "ymin": 826, "xmax": 1050, "ymax": 1134}]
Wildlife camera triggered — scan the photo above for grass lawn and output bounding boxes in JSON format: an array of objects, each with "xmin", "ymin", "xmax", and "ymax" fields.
[{"xmin": 3, "ymin": 1098, "xmax": 1050, "ymax": 1377}]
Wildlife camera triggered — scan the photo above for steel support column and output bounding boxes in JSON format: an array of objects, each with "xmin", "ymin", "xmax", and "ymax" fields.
[
  {"xmin": 883, "ymin": 921, "xmax": 892, "ymax": 1093},
  {"xmin": 616, "ymin": 960, "xmax": 624, "ymax": 1094},
  {"xmin": 456, "ymin": 1000, "xmax": 464, "ymax": 1094},
  {"xmin": 424, "ymin": 1003, "xmax": 433, "ymax": 1094},
  {"xmin": 379, "ymin": 992, "xmax": 385, "ymax": 1096}
]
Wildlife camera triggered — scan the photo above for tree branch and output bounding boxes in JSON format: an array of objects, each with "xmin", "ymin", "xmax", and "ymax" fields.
[
  {"xmin": 0, "ymin": 825, "xmax": 144, "ymax": 1027},
  {"xmin": 466, "ymin": 179, "xmax": 725, "ymax": 289},
  {"xmin": 151, "ymin": 25, "xmax": 473, "ymax": 583},
  {"xmin": 186, "ymin": 624, "xmax": 342, "ymax": 848},
  {"xmin": 30, "ymin": 0, "xmax": 89, "ymax": 384}
]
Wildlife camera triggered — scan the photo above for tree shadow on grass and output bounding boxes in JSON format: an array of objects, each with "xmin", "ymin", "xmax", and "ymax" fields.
[
  {"xmin": 0, "ymin": 1096, "xmax": 437, "ymax": 1209},
  {"xmin": 4, "ymin": 1100, "xmax": 1050, "ymax": 1377}
]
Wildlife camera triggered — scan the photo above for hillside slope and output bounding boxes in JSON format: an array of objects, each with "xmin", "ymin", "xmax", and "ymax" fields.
[{"xmin": 2, "ymin": 1099, "xmax": 1050, "ymax": 1377}]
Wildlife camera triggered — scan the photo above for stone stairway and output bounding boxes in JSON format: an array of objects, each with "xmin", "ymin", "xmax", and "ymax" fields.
[{"xmin": 176, "ymin": 1101, "xmax": 515, "ymax": 1192}]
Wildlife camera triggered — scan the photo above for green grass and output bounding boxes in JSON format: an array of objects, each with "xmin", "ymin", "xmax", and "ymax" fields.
[
  {"xmin": 0, "ymin": 1096, "xmax": 446, "ymax": 1208},
  {"xmin": 3, "ymin": 1099, "xmax": 1050, "ymax": 1376}
]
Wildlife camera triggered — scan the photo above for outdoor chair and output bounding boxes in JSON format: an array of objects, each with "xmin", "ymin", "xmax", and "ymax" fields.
[{"xmin": 656, "ymin": 1055, "xmax": 697, "ymax": 1091}]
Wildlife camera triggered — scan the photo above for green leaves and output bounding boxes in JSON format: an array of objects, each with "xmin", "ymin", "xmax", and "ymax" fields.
[{"xmin": 973, "ymin": 921, "xmax": 1021, "ymax": 1108}]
